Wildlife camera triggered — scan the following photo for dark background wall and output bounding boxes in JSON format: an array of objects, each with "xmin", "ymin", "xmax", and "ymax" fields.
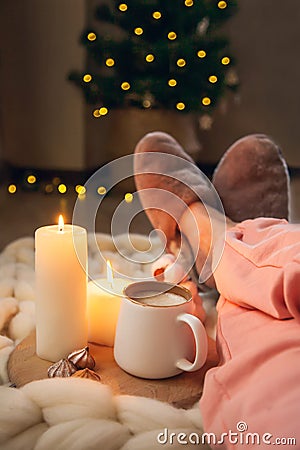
[
  {"xmin": 0, "ymin": 0, "xmax": 299, "ymax": 170},
  {"xmin": 198, "ymin": 0, "xmax": 300, "ymax": 167}
]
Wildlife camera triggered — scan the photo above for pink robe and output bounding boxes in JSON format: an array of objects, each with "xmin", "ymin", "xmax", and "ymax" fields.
[{"xmin": 200, "ymin": 218, "xmax": 300, "ymax": 449}]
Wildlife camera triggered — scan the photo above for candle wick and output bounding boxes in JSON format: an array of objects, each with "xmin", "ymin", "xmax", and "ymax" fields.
[{"xmin": 58, "ymin": 215, "xmax": 64, "ymax": 232}]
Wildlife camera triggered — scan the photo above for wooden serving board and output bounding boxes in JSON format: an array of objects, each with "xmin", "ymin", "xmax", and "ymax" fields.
[{"xmin": 8, "ymin": 331, "xmax": 218, "ymax": 409}]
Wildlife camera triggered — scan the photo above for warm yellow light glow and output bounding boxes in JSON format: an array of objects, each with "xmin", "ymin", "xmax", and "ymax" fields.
[
  {"xmin": 58, "ymin": 214, "xmax": 64, "ymax": 232},
  {"xmin": 105, "ymin": 58, "xmax": 115, "ymax": 67},
  {"xmin": 197, "ymin": 50, "xmax": 206, "ymax": 58},
  {"xmin": 93, "ymin": 109, "xmax": 101, "ymax": 118},
  {"xmin": 145, "ymin": 54, "xmax": 155, "ymax": 62},
  {"xmin": 45, "ymin": 184, "xmax": 53, "ymax": 193},
  {"xmin": 27, "ymin": 175, "xmax": 36, "ymax": 184},
  {"xmin": 143, "ymin": 99, "xmax": 151, "ymax": 108},
  {"xmin": 134, "ymin": 27, "xmax": 143, "ymax": 35},
  {"xmin": 87, "ymin": 32, "xmax": 97, "ymax": 41},
  {"xmin": 221, "ymin": 56, "xmax": 230, "ymax": 65},
  {"xmin": 99, "ymin": 107, "xmax": 108, "ymax": 115},
  {"xmin": 225, "ymin": 68, "xmax": 239, "ymax": 86},
  {"xmin": 119, "ymin": 3, "xmax": 128, "ymax": 11},
  {"xmin": 176, "ymin": 102, "xmax": 185, "ymax": 110},
  {"xmin": 52, "ymin": 177, "xmax": 60, "ymax": 185},
  {"xmin": 83, "ymin": 74, "xmax": 92, "ymax": 83},
  {"xmin": 152, "ymin": 11, "xmax": 161, "ymax": 19},
  {"xmin": 124, "ymin": 192, "xmax": 133, "ymax": 203},
  {"xmin": 106, "ymin": 260, "xmax": 114, "ymax": 287},
  {"xmin": 121, "ymin": 81, "xmax": 130, "ymax": 90},
  {"xmin": 185, "ymin": 0, "xmax": 193, "ymax": 6},
  {"xmin": 97, "ymin": 186, "xmax": 107, "ymax": 195},
  {"xmin": 177, "ymin": 58, "xmax": 186, "ymax": 67},
  {"xmin": 168, "ymin": 31, "xmax": 177, "ymax": 40},
  {"xmin": 199, "ymin": 114, "xmax": 213, "ymax": 130},
  {"xmin": 78, "ymin": 187, "xmax": 86, "ymax": 195},
  {"xmin": 218, "ymin": 1, "xmax": 227, "ymax": 9},
  {"xmin": 168, "ymin": 78, "xmax": 177, "ymax": 87},
  {"xmin": 202, "ymin": 97, "xmax": 211, "ymax": 106},
  {"xmin": 8, "ymin": 184, "xmax": 17, "ymax": 194},
  {"xmin": 58, "ymin": 184, "xmax": 67, "ymax": 194},
  {"xmin": 209, "ymin": 75, "xmax": 218, "ymax": 83},
  {"xmin": 75, "ymin": 185, "xmax": 86, "ymax": 195}
]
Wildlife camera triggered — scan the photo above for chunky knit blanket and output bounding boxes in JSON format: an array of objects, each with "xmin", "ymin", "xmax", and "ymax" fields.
[{"xmin": 0, "ymin": 235, "xmax": 216, "ymax": 450}]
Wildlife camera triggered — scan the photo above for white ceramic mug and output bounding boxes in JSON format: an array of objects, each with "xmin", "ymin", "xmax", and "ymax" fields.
[{"xmin": 114, "ymin": 281, "xmax": 208, "ymax": 379}]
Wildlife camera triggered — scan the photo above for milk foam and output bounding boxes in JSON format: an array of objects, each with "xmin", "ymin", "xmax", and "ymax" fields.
[{"xmin": 138, "ymin": 292, "xmax": 187, "ymax": 306}]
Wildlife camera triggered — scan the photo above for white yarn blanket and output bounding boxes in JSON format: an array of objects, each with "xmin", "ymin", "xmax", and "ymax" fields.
[{"xmin": 0, "ymin": 235, "xmax": 217, "ymax": 450}]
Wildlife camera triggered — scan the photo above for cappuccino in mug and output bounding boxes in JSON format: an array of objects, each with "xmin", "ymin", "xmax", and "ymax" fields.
[{"xmin": 114, "ymin": 281, "xmax": 208, "ymax": 379}]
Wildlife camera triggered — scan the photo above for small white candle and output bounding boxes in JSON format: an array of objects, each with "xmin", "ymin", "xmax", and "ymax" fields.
[
  {"xmin": 35, "ymin": 215, "xmax": 88, "ymax": 362},
  {"xmin": 87, "ymin": 261, "xmax": 131, "ymax": 347}
]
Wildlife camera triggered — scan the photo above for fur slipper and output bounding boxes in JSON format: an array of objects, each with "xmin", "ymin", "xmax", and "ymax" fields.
[
  {"xmin": 212, "ymin": 134, "xmax": 290, "ymax": 222},
  {"xmin": 134, "ymin": 131, "xmax": 216, "ymax": 250}
]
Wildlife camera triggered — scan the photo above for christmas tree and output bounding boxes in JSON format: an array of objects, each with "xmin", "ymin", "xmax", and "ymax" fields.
[{"xmin": 69, "ymin": 0, "xmax": 238, "ymax": 118}]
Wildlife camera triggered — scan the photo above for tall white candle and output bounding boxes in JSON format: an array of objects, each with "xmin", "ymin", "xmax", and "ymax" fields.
[{"xmin": 35, "ymin": 215, "xmax": 88, "ymax": 362}]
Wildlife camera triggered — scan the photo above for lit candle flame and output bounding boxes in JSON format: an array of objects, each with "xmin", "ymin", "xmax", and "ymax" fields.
[
  {"xmin": 58, "ymin": 214, "xmax": 64, "ymax": 232},
  {"xmin": 106, "ymin": 260, "xmax": 114, "ymax": 288}
]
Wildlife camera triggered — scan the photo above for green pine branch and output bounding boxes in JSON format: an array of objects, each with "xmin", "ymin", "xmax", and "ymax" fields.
[{"xmin": 69, "ymin": 0, "xmax": 239, "ymax": 114}]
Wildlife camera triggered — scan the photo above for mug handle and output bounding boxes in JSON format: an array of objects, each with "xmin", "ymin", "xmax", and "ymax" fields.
[{"xmin": 176, "ymin": 313, "xmax": 208, "ymax": 372}]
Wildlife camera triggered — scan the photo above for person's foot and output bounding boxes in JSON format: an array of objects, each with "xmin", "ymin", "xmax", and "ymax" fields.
[
  {"xmin": 134, "ymin": 131, "xmax": 214, "ymax": 251},
  {"xmin": 134, "ymin": 131, "xmax": 290, "ymax": 284},
  {"xmin": 212, "ymin": 134, "xmax": 290, "ymax": 222}
]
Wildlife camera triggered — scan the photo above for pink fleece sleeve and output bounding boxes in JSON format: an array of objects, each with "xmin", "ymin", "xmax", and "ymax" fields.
[
  {"xmin": 214, "ymin": 218, "xmax": 300, "ymax": 321},
  {"xmin": 200, "ymin": 218, "xmax": 300, "ymax": 448}
]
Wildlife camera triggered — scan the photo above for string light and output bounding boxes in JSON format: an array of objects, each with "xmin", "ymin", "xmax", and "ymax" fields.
[
  {"xmin": 209, "ymin": 75, "xmax": 218, "ymax": 83},
  {"xmin": 124, "ymin": 193, "xmax": 133, "ymax": 203},
  {"xmin": 58, "ymin": 184, "xmax": 67, "ymax": 194},
  {"xmin": 197, "ymin": 50, "xmax": 206, "ymax": 58},
  {"xmin": 83, "ymin": 74, "xmax": 92, "ymax": 82},
  {"xmin": 52, "ymin": 177, "xmax": 60, "ymax": 185},
  {"xmin": 87, "ymin": 32, "xmax": 96, "ymax": 41},
  {"xmin": 199, "ymin": 114, "xmax": 213, "ymax": 130},
  {"xmin": 177, "ymin": 58, "xmax": 186, "ymax": 67},
  {"xmin": 99, "ymin": 107, "xmax": 108, "ymax": 115},
  {"xmin": 27, "ymin": 175, "xmax": 36, "ymax": 184},
  {"xmin": 75, "ymin": 185, "xmax": 86, "ymax": 195},
  {"xmin": 218, "ymin": 1, "xmax": 227, "ymax": 9},
  {"xmin": 93, "ymin": 107, "xmax": 109, "ymax": 117},
  {"xmin": 8, "ymin": 184, "xmax": 17, "ymax": 194},
  {"xmin": 45, "ymin": 184, "xmax": 53, "ymax": 194},
  {"xmin": 121, "ymin": 81, "xmax": 131, "ymax": 90},
  {"xmin": 168, "ymin": 31, "xmax": 177, "ymax": 40},
  {"xmin": 119, "ymin": 3, "xmax": 128, "ymax": 12},
  {"xmin": 97, "ymin": 186, "xmax": 107, "ymax": 195},
  {"xmin": 70, "ymin": 0, "xmax": 239, "ymax": 127},
  {"xmin": 176, "ymin": 102, "xmax": 185, "ymax": 110},
  {"xmin": 221, "ymin": 56, "xmax": 230, "ymax": 65},
  {"xmin": 93, "ymin": 109, "xmax": 101, "ymax": 117},
  {"xmin": 134, "ymin": 27, "xmax": 143, "ymax": 35},
  {"xmin": 168, "ymin": 79, "xmax": 177, "ymax": 87},
  {"xmin": 152, "ymin": 11, "xmax": 162, "ymax": 19},
  {"xmin": 105, "ymin": 58, "xmax": 115, "ymax": 67},
  {"xmin": 226, "ymin": 68, "xmax": 239, "ymax": 86},
  {"xmin": 145, "ymin": 54, "xmax": 155, "ymax": 62},
  {"xmin": 202, "ymin": 97, "xmax": 211, "ymax": 106}
]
